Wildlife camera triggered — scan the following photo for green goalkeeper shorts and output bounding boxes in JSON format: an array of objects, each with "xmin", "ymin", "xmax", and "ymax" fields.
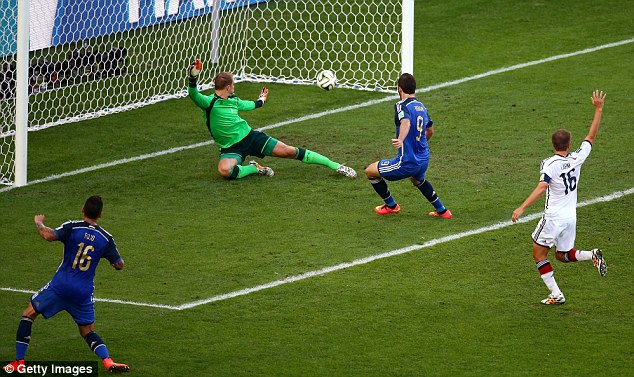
[{"xmin": 219, "ymin": 130, "xmax": 278, "ymax": 164}]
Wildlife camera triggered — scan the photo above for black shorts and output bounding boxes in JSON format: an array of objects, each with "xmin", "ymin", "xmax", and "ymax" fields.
[{"xmin": 219, "ymin": 130, "xmax": 278, "ymax": 163}]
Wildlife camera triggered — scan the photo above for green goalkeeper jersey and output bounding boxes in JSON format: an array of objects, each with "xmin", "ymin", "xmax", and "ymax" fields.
[{"xmin": 188, "ymin": 86, "xmax": 257, "ymax": 149}]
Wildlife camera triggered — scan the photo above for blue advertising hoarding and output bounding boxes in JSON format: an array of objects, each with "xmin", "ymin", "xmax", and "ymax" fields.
[
  {"xmin": 52, "ymin": 0, "xmax": 265, "ymax": 45},
  {"xmin": 0, "ymin": 0, "xmax": 266, "ymax": 55},
  {"xmin": 0, "ymin": 1, "xmax": 17, "ymax": 57}
]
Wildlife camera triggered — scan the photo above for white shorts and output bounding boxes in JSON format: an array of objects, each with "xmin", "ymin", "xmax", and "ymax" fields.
[{"xmin": 531, "ymin": 216, "xmax": 576, "ymax": 251}]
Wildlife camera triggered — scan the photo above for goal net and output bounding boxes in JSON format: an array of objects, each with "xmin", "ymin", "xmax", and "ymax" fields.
[{"xmin": 1, "ymin": 0, "xmax": 408, "ymax": 185}]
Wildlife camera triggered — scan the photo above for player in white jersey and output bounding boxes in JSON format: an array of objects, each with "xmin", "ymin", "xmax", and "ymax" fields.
[
  {"xmin": 539, "ymin": 139, "xmax": 590, "ymax": 221},
  {"xmin": 512, "ymin": 90, "xmax": 607, "ymax": 305}
]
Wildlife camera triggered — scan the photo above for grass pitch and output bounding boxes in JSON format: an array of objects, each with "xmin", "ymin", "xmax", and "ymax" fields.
[{"xmin": 1, "ymin": 1, "xmax": 633, "ymax": 376}]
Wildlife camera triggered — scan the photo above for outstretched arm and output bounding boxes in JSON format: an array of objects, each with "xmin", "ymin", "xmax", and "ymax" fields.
[
  {"xmin": 512, "ymin": 181, "xmax": 548, "ymax": 222},
  {"xmin": 235, "ymin": 87, "xmax": 269, "ymax": 111},
  {"xmin": 34, "ymin": 215, "xmax": 57, "ymax": 242},
  {"xmin": 584, "ymin": 90, "xmax": 606, "ymax": 145},
  {"xmin": 187, "ymin": 59, "xmax": 213, "ymax": 109},
  {"xmin": 188, "ymin": 86, "xmax": 213, "ymax": 109}
]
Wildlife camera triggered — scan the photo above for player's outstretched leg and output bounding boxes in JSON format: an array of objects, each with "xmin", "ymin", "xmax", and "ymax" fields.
[
  {"xmin": 270, "ymin": 142, "xmax": 356, "ymax": 177},
  {"xmin": 295, "ymin": 147, "xmax": 356, "ymax": 178},
  {"xmin": 413, "ymin": 179, "xmax": 452, "ymax": 218},
  {"xmin": 556, "ymin": 248, "xmax": 607, "ymax": 276}
]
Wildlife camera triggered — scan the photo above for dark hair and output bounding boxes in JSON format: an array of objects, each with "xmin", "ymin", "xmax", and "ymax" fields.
[
  {"xmin": 552, "ymin": 129, "xmax": 571, "ymax": 151},
  {"xmin": 214, "ymin": 72, "xmax": 234, "ymax": 90},
  {"xmin": 398, "ymin": 73, "xmax": 416, "ymax": 94},
  {"xmin": 84, "ymin": 195, "xmax": 103, "ymax": 220}
]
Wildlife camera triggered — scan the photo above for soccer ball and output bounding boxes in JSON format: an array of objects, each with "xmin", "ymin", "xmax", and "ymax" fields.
[{"xmin": 316, "ymin": 70, "xmax": 336, "ymax": 91}]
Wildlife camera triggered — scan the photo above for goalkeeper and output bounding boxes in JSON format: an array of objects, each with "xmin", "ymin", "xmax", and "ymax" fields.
[{"xmin": 187, "ymin": 59, "xmax": 357, "ymax": 179}]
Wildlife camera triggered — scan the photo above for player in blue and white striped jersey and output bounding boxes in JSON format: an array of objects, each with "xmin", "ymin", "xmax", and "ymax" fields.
[
  {"xmin": 364, "ymin": 73, "xmax": 452, "ymax": 218},
  {"xmin": 512, "ymin": 90, "xmax": 608, "ymax": 305}
]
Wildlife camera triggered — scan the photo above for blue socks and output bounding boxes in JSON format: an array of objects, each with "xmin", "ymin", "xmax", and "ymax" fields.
[
  {"xmin": 370, "ymin": 177, "xmax": 447, "ymax": 213},
  {"xmin": 369, "ymin": 178, "xmax": 397, "ymax": 208},
  {"xmin": 84, "ymin": 331, "xmax": 110, "ymax": 359},
  {"xmin": 15, "ymin": 317, "xmax": 111, "ymax": 362},
  {"xmin": 416, "ymin": 179, "xmax": 446, "ymax": 212},
  {"xmin": 15, "ymin": 316, "xmax": 33, "ymax": 360}
]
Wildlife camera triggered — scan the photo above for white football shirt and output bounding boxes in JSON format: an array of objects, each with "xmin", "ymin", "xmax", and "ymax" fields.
[{"xmin": 539, "ymin": 140, "xmax": 592, "ymax": 220}]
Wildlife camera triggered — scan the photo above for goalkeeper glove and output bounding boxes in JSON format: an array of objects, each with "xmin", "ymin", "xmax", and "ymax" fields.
[
  {"xmin": 258, "ymin": 87, "xmax": 269, "ymax": 103},
  {"xmin": 188, "ymin": 59, "xmax": 202, "ymax": 87}
]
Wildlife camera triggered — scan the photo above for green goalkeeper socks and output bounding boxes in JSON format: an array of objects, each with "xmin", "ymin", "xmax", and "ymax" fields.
[
  {"xmin": 228, "ymin": 164, "xmax": 259, "ymax": 179},
  {"xmin": 237, "ymin": 164, "xmax": 259, "ymax": 178},
  {"xmin": 228, "ymin": 149, "xmax": 339, "ymax": 179},
  {"xmin": 296, "ymin": 148, "xmax": 339, "ymax": 170}
]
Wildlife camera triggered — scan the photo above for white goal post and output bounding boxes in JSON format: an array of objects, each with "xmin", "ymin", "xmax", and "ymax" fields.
[{"xmin": 2, "ymin": 0, "xmax": 414, "ymax": 187}]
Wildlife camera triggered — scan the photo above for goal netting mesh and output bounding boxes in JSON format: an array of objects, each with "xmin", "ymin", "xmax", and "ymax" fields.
[{"xmin": 0, "ymin": 0, "xmax": 403, "ymax": 185}]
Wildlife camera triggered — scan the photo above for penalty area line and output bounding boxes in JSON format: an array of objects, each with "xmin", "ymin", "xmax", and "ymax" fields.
[
  {"xmin": 1, "ymin": 187, "xmax": 632, "ymax": 310},
  {"xmin": 1, "ymin": 37, "xmax": 632, "ymax": 194}
]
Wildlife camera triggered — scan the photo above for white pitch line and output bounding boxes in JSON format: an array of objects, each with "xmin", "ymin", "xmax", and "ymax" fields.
[
  {"xmin": 0, "ymin": 141, "xmax": 212, "ymax": 193},
  {"xmin": 1, "ymin": 37, "xmax": 632, "ymax": 193},
  {"xmin": 175, "ymin": 186, "xmax": 634, "ymax": 309},
  {"xmin": 416, "ymin": 37, "xmax": 634, "ymax": 93},
  {"xmin": 5, "ymin": 187, "xmax": 630, "ymax": 310},
  {"xmin": 0, "ymin": 287, "xmax": 180, "ymax": 310}
]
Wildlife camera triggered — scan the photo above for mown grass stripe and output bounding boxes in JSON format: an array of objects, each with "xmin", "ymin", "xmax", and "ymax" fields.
[
  {"xmin": 2, "ymin": 37, "xmax": 631, "ymax": 193},
  {"xmin": 3, "ymin": 186, "xmax": 631, "ymax": 310}
]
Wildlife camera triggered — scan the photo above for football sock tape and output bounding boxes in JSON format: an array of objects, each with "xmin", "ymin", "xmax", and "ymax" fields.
[{"xmin": 295, "ymin": 147, "xmax": 306, "ymax": 161}]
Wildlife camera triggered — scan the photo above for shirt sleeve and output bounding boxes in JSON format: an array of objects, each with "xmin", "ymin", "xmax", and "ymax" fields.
[
  {"xmin": 571, "ymin": 140, "xmax": 592, "ymax": 162},
  {"xmin": 396, "ymin": 102, "xmax": 408, "ymax": 122},
  {"xmin": 539, "ymin": 158, "xmax": 552, "ymax": 183},
  {"xmin": 54, "ymin": 221, "xmax": 73, "ymax": 242},
  {"xmin": 102, "ymin": 238, "xmax": 123, "ymax": 265},
  {"xmin": 188, "ymin": 86, "xmax": 212, "ymax": 109},
  {"xmin": 236, "ymin": 97, "xmax": 256, "ymax": 111}
]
